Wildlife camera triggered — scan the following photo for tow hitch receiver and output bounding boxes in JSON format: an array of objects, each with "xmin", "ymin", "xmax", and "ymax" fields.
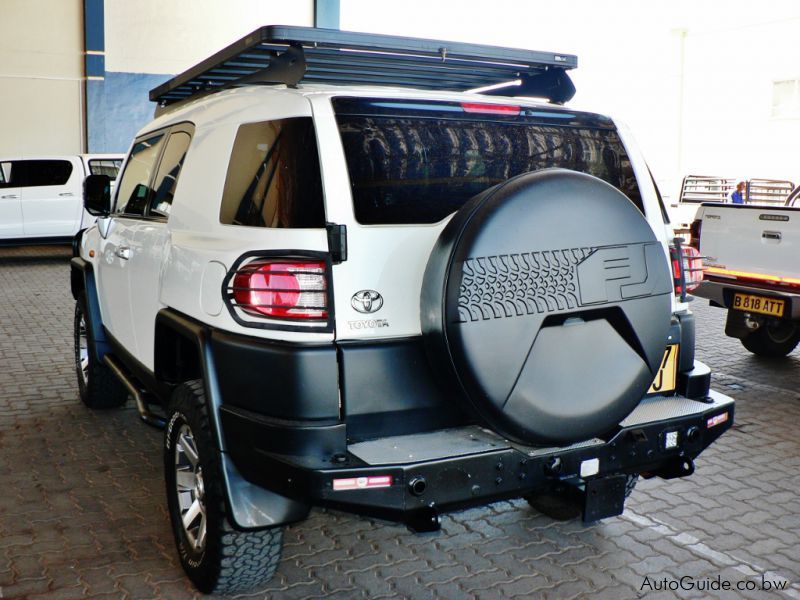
[
  {"xmin": 405, "ymin": 507, "xmax": 441, "ymax": 533},
  {"xmin": 581, "ymin": 474, "xmax": 627, "ymax": 522}
]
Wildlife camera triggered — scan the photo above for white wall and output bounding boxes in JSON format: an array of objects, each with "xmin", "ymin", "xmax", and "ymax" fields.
[
  {"xmin": 341, "ymin": 0, "xmax": 800, "ymax": 200},
  {"xmin": 2, "ymin": 0, "xmax": 798, "ymax": 183},
  {"xmin": 0, "ymin": 0, "xmax": 84, "ymax": 156},
  {"xmin": 105, "ymin": 0, "xmax": 314, "ymax": 74}
]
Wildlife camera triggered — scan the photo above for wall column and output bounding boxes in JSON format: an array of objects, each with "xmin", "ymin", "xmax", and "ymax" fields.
[{"xmin": 84, "ymin": 0, "xmax": 105, "ymax": 153}]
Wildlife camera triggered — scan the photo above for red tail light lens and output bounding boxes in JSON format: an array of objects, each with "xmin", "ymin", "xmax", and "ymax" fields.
[
  {"xmin": 461, "ymin": 102, "xmax": 521, "ymax": 116},
  {"xmin": 231, "ymin": 260, "xmax": 328, "ymax": 320},
  {"xmin": 671, "ymin": 244, "xmax": 704, "ymax": 297},
  {"xmin": 682, "ymin": 246, "xmax": 704, "ymax": 292}
]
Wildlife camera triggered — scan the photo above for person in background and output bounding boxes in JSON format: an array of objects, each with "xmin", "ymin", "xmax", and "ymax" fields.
[{"xmin": 730, "ymin": 181, "xmax": 745, "ymax": 204}]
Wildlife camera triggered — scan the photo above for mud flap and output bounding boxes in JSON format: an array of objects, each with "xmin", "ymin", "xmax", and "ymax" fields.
[
  {"xmin": 582, "ymin": 474, "xmax": 627, "ymax": 522},
  {"xmin": 725, "ymin": 309, "xmax": 752, "ymax": 339}
]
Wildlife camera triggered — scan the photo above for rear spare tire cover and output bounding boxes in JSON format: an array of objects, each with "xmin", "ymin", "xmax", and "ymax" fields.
[{"xmin": 421, "ymin": 169, "xmax": 673, "ymax": 445}]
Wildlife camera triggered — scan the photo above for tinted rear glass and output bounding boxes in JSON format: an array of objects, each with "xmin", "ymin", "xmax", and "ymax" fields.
[{"xmin": 333, "ymin": 98, "xmax": 642, "ymax": 225}]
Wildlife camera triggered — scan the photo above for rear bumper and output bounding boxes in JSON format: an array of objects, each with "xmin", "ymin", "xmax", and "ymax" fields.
[
  {"xmin": 694, "ymin": 279, "xmax": 800, "ymax": 319},
  {"xmin": 222, "ymin": 387, "xmax": 734, "ymax": 527}
]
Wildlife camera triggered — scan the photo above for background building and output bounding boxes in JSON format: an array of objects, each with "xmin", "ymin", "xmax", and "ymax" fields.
[{"xmin": 2, "ymin": 0, "xmax": 799, "ymax": 202}]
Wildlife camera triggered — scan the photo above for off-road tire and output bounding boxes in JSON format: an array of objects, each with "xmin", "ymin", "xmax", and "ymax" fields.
[
  {"xmin": 164, "ymin": 379, "xmax": 283, "ymax": 594},
  {"xmin": 74, "ymin": 294, "xmax": 128, "ymax": 408},
  {"xmin": 741, "ymin": 321, "xmax": 800, "ymax": 358}
]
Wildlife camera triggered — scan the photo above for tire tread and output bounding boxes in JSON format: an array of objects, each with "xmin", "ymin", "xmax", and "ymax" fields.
[{"xmin": 168, "ymin": 379, "xmax": 283, "ymax": 594}]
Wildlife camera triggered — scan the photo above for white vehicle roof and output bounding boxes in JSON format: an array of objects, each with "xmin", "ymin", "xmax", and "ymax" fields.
[{"xmin": 142, "ymin": 83, "xmax": 610, "ymax": 140}]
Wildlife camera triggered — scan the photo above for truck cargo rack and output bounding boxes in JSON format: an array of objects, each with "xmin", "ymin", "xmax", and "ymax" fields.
[
  {"xmin": 679, "ymin": 175, "xmax": 795, "ymax": 206},
  {"xmin": 149, "ymin": 25, "xmax": 578, "ymax": 107}
]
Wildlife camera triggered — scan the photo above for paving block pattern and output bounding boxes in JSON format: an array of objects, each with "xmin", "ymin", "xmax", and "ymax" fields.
[{"xmin": 0, "ymin": 246, "xmax": 798, "ymax": 599}]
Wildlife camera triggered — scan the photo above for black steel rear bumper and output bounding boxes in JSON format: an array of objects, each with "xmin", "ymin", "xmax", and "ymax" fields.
[{"xmin": 221, "ymin": 388, "xmax": 733, "ymax": 528}]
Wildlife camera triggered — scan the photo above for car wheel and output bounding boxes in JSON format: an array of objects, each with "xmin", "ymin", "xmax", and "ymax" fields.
[
  {"xmin": 74, "ymin": 294, "xmax": 128, "ymax": 408},
  {"xmin": 741, "ymin": 321, "xmax": 800, "ymax": 357},
  {"xmin": 165, "ymin": 379, "xmax": 284, "ymax": 594}
]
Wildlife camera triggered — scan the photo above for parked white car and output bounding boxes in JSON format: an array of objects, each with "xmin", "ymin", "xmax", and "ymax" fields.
[{"xmin": 0, "ymin": 154, "xmax": 123, "ymax": 243}]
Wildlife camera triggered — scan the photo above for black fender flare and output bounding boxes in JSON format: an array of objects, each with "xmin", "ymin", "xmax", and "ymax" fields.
[
  {"xmin": 70, "ymin": 257, "xmax": 112, "ymax": 363},
  {"xmin": 155, "ymin": 308, "xmax": 310, "ymax": 530}
]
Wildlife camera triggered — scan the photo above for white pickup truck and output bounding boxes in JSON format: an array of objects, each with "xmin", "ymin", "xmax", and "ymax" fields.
[
  {"xmin": 0, "ymin": 154, "xmax": 123, "ymax": 244},
  {"xmin": 691, "ymin": 203, "xmax": 800, "ymax": 356}
]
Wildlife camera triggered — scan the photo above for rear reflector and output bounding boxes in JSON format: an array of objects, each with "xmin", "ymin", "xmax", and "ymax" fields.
[
  {"xmin": 461, "ymin": 102, "xmax": 521, "ymax": 115},
  {"xmin": 333, "ymin": 475, "xmax": 393, "ymax": 491},
  {"xmin": 231, "ymin": 259, "xmax": 328, "ymax": 320},
  {"xmin": 706, "ymin": 412, "xmax": 729, "ymax": 429}
]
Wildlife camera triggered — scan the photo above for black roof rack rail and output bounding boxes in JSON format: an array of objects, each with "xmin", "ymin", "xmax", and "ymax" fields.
[{"xmin": 149, "ymin": 25, "xmax": 578, "ymax": 107}]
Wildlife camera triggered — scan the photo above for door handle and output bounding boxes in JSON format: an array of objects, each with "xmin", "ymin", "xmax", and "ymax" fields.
[
  {"xmin": 59, "ymin": 192, "xmax": 74, "ymax": 197},
  {"xmin": 116, "ymin": 246, "xmax": 131, "ymax": 260},
  {"xmin": 762, "ymin": 231, "xmax": 781, "ymax": 241},
  {"xmin": 1, "ymin": 194, "xmax": 18, "ymax": 199}
]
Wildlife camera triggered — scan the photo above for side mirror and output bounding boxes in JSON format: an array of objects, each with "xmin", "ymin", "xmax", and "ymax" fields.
[{"xmin": 84, "ymin": 174, "xmax": 112, "ymax": 216}]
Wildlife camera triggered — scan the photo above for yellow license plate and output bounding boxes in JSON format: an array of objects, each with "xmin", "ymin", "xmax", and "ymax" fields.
[
  {"xmin": 648, "ymin": 344, "xmax": 678, "ymax": 395},
  {"xmin": 732, "ymin": 293, "xmax": 785, "ymax": 317}
]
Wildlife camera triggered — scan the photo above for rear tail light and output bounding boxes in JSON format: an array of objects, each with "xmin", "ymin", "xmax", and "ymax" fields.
[
  {"xmin": 670, "ymin": 240, "xmax": 704, "ymax": 299},
  {"xmin": 689, "ymin": 218, "xmax": 702, "ymax": 250},
  {"xmin": 228, "ymin": 258, "xmax": 328, "ymax": 321}
]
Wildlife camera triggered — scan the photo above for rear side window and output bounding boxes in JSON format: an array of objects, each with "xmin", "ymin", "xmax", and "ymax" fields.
[
  {"xmin": 89, "ymin": 159, "xmax": 123, "ymax": 180},
  {"xmin": 149, "ymin": 131, "xmax": 192, "ymax": 218},
  {"xmin": 115, "ymin": 133, "xmax": 166, "ymax": 216},
  {"xmin": 219, "ymin": 117, "xmax": 325, "ymax": 228},
  {"xmin": 0, "ymin": 162, "xmax": 10, "ymax": 186},
  {"xmin": 333, "ymin": 97, "xmax": 642, "ymax": 225},
  {"xmin": 0, "ymin": 160, "xmax": 73, "ymax": 188}
]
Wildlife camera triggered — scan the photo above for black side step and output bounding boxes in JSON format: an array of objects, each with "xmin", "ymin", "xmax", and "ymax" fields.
[{"xmin": 104, "ymin": 355, "xmax": 167, "ymax": 428}]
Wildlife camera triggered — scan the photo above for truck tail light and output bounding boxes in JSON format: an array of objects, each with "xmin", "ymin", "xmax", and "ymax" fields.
[
  {"xmin": 670, "ymin": 241, "xmax": 704, "ymax": 299},
  {"xmin": 229, "ymin": 259, "xmax": 328, "ymax": 320},
  {"xmin": 689, "ymin": 218, "xmax": 702, "ymax": 250}
]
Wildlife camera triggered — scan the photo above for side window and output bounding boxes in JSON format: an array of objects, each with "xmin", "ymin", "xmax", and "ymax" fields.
[
  {"xmin": 13, "ymin": 160, "xmax": 73, "ymax": 187},
  {"xmin": 89, "ymin": 159, "xmax": 123, "ymax": 180},
  {"xmin": 0, "ymin": 162, "xmax": 11, "ymax": 187},
  {"xmin": 149, "ymin": 131, "xmax": 192, "ymax": 218},
  {"xmin": 115, "ymin": 133, "xmax": 166, "ymax": 216},
  {"xmin": 219, "ymin": 117, "xmax": 325, "ymax": 228}
]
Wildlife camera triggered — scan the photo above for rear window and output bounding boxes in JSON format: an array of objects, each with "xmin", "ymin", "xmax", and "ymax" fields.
[{"xmin": 333, "ymin": 98, "xmax": 642, "ymax": 225}]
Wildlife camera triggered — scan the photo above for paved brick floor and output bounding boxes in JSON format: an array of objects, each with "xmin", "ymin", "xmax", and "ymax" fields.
[{"xmin": 0, "ymin": 245, "xmax": 799, "ymax": 599}]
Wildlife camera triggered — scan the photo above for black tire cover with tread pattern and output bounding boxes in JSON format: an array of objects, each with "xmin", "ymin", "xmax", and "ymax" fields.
[{"xmin": 421, "ymin": 169, "xmax": 673, "ymax": 445}]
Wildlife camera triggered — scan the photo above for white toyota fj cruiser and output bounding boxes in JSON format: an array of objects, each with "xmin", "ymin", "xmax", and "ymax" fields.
[{"xmin": 70, "ymin": 26, "xmax": 734, "ymax": 594}]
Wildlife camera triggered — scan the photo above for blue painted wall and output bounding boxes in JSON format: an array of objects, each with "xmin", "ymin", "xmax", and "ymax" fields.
[
  {"xmin": 84, "ymin": 0, "xmax": 173, "ymax": 153},
  {"xmin": 87, "ymin": 72, "xmax": 171, "ymax": 153}
]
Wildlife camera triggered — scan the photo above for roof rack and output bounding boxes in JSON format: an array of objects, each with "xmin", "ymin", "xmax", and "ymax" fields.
[{"xmin": 149, "ymin": 25, "xmax": 578, "ymax": 107}]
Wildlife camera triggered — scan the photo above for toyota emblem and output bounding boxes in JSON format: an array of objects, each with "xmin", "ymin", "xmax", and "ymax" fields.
[{"xmin": 351, "ymin": 290, "xmax": 383, "ymax": 314}]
